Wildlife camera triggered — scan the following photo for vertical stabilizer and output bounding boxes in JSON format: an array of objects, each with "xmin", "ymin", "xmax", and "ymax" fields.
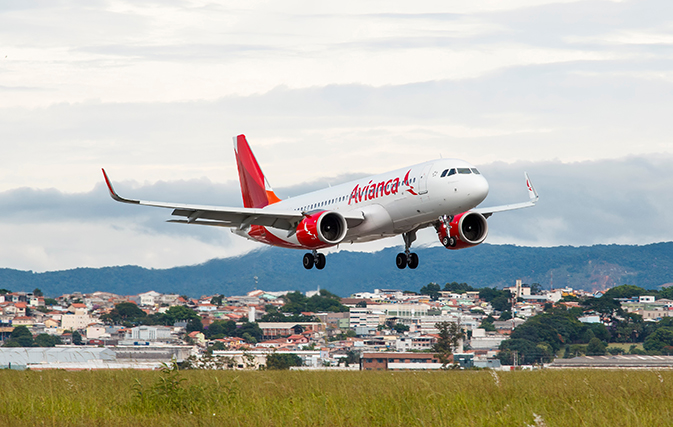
[{"xmin": 233, "ymin": 134, "xmax": 281, "ymax": 208}]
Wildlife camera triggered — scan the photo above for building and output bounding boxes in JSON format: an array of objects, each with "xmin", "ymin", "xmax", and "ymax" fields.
[
  {"xmin": 361, "ymin": 352, "xmax": 442, "ymax": 370},
  {"xmin": 257, "ymin": 322, "xmax": 325, "ymax": 340},
  {"xmin": 395, "ymin": 335, "xmax": 437, "ymax": 352}
]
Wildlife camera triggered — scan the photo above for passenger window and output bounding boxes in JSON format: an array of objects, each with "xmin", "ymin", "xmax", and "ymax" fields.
[
  {"xmin": 471, "ymin": 168, "xmax": 481, "ymax": 174},
  {"xmin": 441, "ymin": 169, "xmax": 449, "ymax": 177},
  {"xmin": 447, "ymin": 169, "xmax": 456, "ymax": 176}
]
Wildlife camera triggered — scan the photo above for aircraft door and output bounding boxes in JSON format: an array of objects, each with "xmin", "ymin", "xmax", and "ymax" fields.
[{"xmin": 418, "ymin": 163, "xmax": 433, "ymax": 195}]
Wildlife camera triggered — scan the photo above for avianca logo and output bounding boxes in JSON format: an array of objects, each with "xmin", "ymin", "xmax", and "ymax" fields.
[{"xmin": 348, "ymin": 170, "xmax": 416, "ymax": 205}]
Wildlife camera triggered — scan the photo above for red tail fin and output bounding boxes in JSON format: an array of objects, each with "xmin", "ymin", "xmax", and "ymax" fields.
[{"xmin": 234, "ymin": 134, "xmax": 281, "ymax": 208}]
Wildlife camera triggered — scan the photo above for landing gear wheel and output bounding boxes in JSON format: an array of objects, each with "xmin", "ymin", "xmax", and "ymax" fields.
[
  {"xmin": 303, "ymin": 253, "xmax": 315, "ymax": 270},
  {"xmin": 315, "ymin": 253, "xmax": 326, "ymax": 270},
  {"xmin": 441, "ymin": 236, "xmax": 450, "ymax": 247},
  {"xmin": 396, "ymin": 253, "xmax": 408, "ymax": 269},
  {"xmin": 448, "ymin": 237, "xmax": 457, "ymax": 247},
  {"xmin": 408, "ymin": 253, "xmax": 419, "ymax": 269}
]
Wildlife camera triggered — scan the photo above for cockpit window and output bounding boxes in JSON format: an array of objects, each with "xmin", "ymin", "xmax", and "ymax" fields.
[
  {"xmin": 440, "ymin": 169, "xmax": 449, "ymax": 177},
  {"xmin": 457, "ymin": 168, "xmax": 472, "ymax": 174},
  {"xmin": 471, "ymin": 168, "xmax": 481, "ymax": 175},
  {"xmin": 447, "ymin": 168, "xmax": 456, "ymax": 176}
]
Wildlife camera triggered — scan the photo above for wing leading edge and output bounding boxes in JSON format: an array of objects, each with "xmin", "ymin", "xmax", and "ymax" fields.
[{"xmin": 101, "ymin": 169, "xmax": 364, "ymax": 230}]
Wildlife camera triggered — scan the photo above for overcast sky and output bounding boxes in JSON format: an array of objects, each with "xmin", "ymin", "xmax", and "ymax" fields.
[{"xmin": 1, "ymin": 0, "xmax": 673, "ymax": 272}]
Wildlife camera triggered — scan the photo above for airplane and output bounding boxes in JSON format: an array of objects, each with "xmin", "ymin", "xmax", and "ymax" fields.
[{"xmin": 102, "ymin": 134, "xmax": 538, "ymax": 270}]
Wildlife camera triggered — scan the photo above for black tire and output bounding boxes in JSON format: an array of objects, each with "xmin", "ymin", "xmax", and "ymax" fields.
[
  {"xmin": 448, "ymin": 237, "xmax": 457, "ymax": 247},
  {"xmin": 441, "ymin": 236, "xmax": 450, "ymax": 247},
  {"xmin": 396, "ymin": 253, "xmax": 407, "ymax": 269},
  {"xmin": 408, "ymin": 253, "xmax": 419, "ymax": 269},
  {"xmin": 303, "ymin": 253, "xmax": 314, "ymax": 270},
  {"xmin": 315, "ymin": 253, "xmax": 326, "ymax": 270}
]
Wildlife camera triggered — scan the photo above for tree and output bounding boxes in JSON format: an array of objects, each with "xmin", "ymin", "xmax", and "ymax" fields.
[
  {"xmin": 586, "ymin": 337, "xmax": 607, "ymax": 355},
  {"xmin": 44, "ymin": 298, "xmax": 58, "ymax": 306},
  {"xmin": 499, "ymin": 311, "xmax": 513, "ymax": 321},
  {"xmin": 72, "ymin": 330, "xmax": 83, "ymax": 345},
  {"xmin": 443, "ymin": 282, "xmax": 475, "ymax": 294},
  {"xmin": 530, "ymin": 283, "xmax": 542, "ymax": 295},
  {"xmin": 393, "ymin": 323, "xmax": 410, "ymax": 333},
  {"xmin": 237, "ymin": 322, "xmax": 263, "ymax": 342},
  {"xmin": 480, "ymin": 319, "xmax": 496, "ymax": 332},
  {"xmin": 205, "ymin": 320, "xmax": 237, "ymax": 338},
  {"xmin": 3, "ymin": 326, "xmax": 35, "ymax": 347},
  {"xmin": 432, "ymin": 321, "xmax": 465, "ymax": 368},
  {"xmin": 242, "ymin": 332, "xmax": 257, "ymax": 344},
  {"xmin": 186, "ymin": 317, "xmax": 203, "ymax": 333},
  {"xmin": 602, "ymin": 284, "xmax": 649, "ymax": 300},
  {"xmin": 266, "ymin": 353, "xmax": 302, "ymax": 370},
  {"xmin": 101, "ymin": 302, "xmax": 147, "ymax": 324},
  {"xmin": 0, "ymin": 289, "xmax": 11, "ymax": 295},
  {"xmin": 210, "ymin": 295, "xmax": 223, "ymax": 307},
  {"xmin": 419, "ymin": 283, "xmax": 441, "ymax": 300},
  {"xmin": 644, "ymin": 327, "xmax": 673, "ymax": 353},
  {"xmin": 35, "ymin": 334, "xmax": 62, "ymax": 347}
]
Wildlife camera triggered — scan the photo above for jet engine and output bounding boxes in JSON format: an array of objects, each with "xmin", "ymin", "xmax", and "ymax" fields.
[
  {"xmin": 296, "ymin": 211, "xmax": 348, "ymax": 249},
  {"xmin": 436, "ymin": 211, "xmax": 488, "ymax": 250}
]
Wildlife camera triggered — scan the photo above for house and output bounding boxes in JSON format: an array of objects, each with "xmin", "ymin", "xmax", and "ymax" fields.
[
  {"xmin": 257, "ymin": 322, "xmax": 325, "ymax": 340},
  {"xmin": 286, "ymin": 334, "xmax": 309, "ymax": 345},
  {"xmin": 188, "ymin": 331, "xmax": 206, "ymax": 345},
  {"xmin": 12, "ymin": 316, "xmax": 35, "ymax": 327},
  {"xmin": 44, "ymin": 318, "xmax": 60, "ymax": 331}
]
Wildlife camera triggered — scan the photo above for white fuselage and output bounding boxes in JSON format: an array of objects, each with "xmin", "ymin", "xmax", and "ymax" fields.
[{"xmin": 237, "ymin": 158, "xmax": 489, "ymax": 248}]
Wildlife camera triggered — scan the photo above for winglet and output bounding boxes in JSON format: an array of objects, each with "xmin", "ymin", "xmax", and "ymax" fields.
[
  {"xmin": 524, "ymin": 172, "xmax": 539, "ymax": 203},
  {"xmin": 101, "ymin": 169, "xmax": 139, "ymax": 204}
]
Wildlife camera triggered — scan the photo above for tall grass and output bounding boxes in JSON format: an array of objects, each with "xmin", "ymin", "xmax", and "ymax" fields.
[{"xmin": 0, "ymin": 368, "xmax": 671, "ymax": 426}]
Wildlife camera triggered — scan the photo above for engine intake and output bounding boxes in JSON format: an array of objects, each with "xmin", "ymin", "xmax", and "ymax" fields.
[
  {"xmin": 436, "ymin": 211, "xmax": 489, "ymax": 250},
  {"xmin": 296, "ymin": 211, "xmax": 348, "ymax": 249}
]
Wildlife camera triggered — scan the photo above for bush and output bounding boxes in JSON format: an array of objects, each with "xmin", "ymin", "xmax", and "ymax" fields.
[{"xmin": 606, "ymin": 347, "xmax": 624, "ymax": 355}]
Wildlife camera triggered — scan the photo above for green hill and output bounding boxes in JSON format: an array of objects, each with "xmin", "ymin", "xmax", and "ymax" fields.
[{"xmin": 1, "ymin": 242, "xmax": 673, "ymax": 298}]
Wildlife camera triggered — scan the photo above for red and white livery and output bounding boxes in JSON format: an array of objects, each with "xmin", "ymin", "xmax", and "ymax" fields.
[{"xmin": 102, "ymin": 135, "xmax": 538, "ymax": 270}]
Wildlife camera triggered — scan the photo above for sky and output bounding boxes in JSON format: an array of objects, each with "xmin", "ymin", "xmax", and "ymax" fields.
[{"xmin": 1, "ymin": 0, "xmax": 673, "ymax": 272}]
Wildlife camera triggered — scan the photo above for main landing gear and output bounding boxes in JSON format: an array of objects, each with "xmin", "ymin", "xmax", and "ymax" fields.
[
  {"xmin": 396, "ymin": 231, "xmax": 419, "ymax": 269},
  {"xmin": 303, "ymin": 250, "xmax": 326, "ymax": 270}
]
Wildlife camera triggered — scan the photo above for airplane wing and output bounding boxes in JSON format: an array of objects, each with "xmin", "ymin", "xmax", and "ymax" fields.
[
  {"xmin": 472, "ymin": 172, "xmax": 539, "ymax": 218},
  {"xmin": 102, "ymin": 169, "xmax": 365, "ymax": 230}
]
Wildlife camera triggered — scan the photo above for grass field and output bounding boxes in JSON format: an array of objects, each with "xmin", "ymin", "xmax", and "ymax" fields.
[{"xmin": 0, "ymin": 367, "xmax": 671, "ymax": 426}]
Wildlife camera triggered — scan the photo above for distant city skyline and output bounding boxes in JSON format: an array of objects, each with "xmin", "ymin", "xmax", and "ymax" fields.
[{"xmin": 2, "ymin": 1, "xmax": 673, "ymax": 271}]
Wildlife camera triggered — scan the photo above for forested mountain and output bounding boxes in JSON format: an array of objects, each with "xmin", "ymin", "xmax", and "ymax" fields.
[{"xmin": 1, "ymin": 242, "xmax": 673, "ymax": 298}]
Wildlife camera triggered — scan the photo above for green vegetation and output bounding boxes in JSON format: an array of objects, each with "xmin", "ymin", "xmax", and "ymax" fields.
[
  {"xmin": 419, "ymin": 283, "xmax": 441, "ymax": 300},
  {"xmin": 0, "ymin": 369, "xmax": 672, "ymax": 426},
  {"xmin": 280, "ymin": 290, "xmax": 348, "ymax": 314},
  {"xmin": 4, "ymin": 242, "xmax": 673, "ymax": 298},
  {"xmin": 265, "ymin": 353, "xmax": 302, "ymax": 370},
  {"xmin": 2, "ymin": 326, "xmax": 63, "ymax": 348},
  {"xmin": 101, "ymin": 303, "xmax": 200, "ymax": 327},
  {"xmin": 498, "ymin": 285, "xmax": 673, "ymax": 363},
  {"xmin": 433, "ymin": 321, "xmax": 465, "ymax": 368}
]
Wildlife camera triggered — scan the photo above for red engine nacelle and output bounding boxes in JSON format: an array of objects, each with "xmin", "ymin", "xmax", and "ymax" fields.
[
  {"xmin": 436, "ymin": 211, "xmax": 489, "ymax": 250},
  {"xmin": 296, "ymin": 210, "xmax": 348, "ymax": 249}
]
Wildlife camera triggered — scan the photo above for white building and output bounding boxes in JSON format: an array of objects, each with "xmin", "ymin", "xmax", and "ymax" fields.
[
  {"xmin": 137, "ymin": 291, "xmax": 162, "ymax": 306},
  {"xmin": 125, "ymin": 325, "xmax": 173, "ymax": 341},
  {"xmin": 61, "ymin": 311, "xmax": 93, "ymax": 331}
]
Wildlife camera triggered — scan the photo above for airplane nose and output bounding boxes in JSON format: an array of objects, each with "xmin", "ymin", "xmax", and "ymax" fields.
[{"xmin": 471, "ymin": 176, "xmax": 489, "ymax": 205}]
